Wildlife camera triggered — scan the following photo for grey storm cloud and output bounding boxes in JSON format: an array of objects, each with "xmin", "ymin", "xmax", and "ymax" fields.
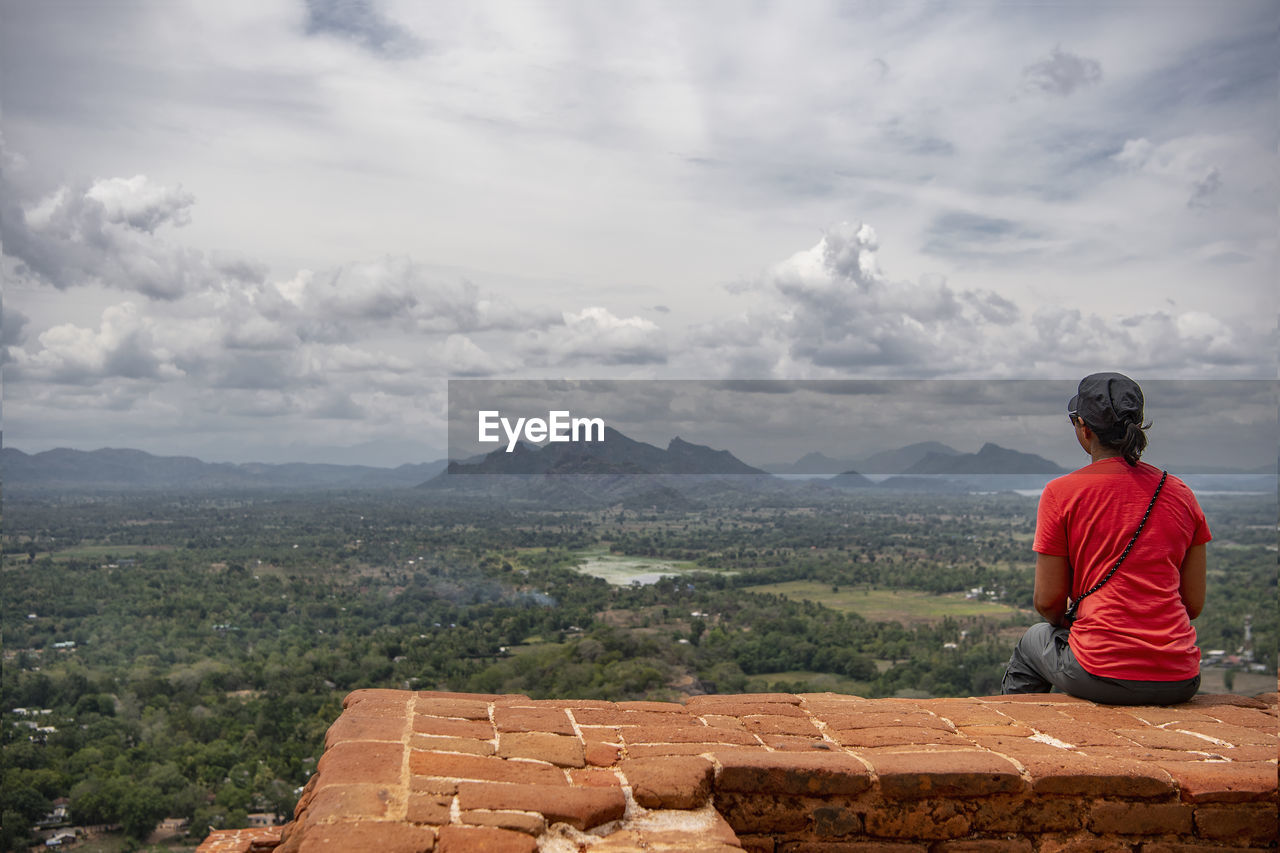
[
  {"xmin": 303, "ymin": 0, "xmax": 426, "ymax": 59},
  {"xmin": 3, "ymin": 171, "xmax": 210, "ymax": 300},
  {"xmin": 1022, "ymin": 46, "xmax": 1103, "ymax": 97},
  {"xmin": 1, "ymin": 303, "xmax": 29, "ymax": 366}
]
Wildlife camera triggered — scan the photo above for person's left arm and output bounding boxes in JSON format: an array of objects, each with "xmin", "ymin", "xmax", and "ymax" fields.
[
  {"xmin": 1178, "ymin": 543, "xmax": 1206, "ymax": 620},
  {"xmin": 1034, "ymin": 552, "xmax": 1072, "ymax": 627}
]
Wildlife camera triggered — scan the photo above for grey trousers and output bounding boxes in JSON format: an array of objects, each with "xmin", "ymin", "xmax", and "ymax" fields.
[{"xmin": 1002, "ymin": 622, "xmax": 1200, "ymax": 705}]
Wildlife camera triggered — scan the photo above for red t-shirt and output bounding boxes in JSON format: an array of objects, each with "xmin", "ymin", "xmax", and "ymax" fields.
[{"xmin": 1034, "ymin": 457, "xmax": 1210, "ymax": 681}]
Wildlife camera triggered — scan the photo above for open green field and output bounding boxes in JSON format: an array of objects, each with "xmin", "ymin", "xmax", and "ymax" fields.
[
  {"xmin": 10, "ymin": 543, "xmax": 176, "ymax": 565},
  {"xmin": 744, "ymin": 581, "xmax": 1022, "ymax": 624},
  {"xmin": 744, "ymin": 670, "xmax": 875, "ymax": 696},
  {"xmin": 571, "ymin": 548, "xmax": 707, "ymax": 586}
]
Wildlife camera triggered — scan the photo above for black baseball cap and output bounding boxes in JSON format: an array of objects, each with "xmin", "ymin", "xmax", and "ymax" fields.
[{"xmin": 1068, "ymin": 372, "xmax": 1144, "ymax": 437}]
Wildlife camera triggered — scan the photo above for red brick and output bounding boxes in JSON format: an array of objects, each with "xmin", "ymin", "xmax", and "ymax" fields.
[
  {"xmin": 1087, "ymin": 801, "xmax": 1194, "ymax": 835},
  {"xmin": 1113, "ymin": 727, "xmax": 1233, "ymax": 751},
  {"xmin": 863, "ymin": 800, "xmax": 971, "ymax": 839},
  {"xmin": 411, "ymin": 775, "xmax": 458, "ymax": 795},
  {"xmin": 459, "ymin": 809, "xmax": 545, "ymax": 835},
  {"xmin": 412, "ymin": 715, "xmax": 494, "ymax": 739},
  {"xmin": 819, "ymin": 711, "xmax": 955, "ymax": 732},
  {"xmin": 406, "ymin": 792, "xmax": 451, "ymax": 825},
  {"xmin": 1028, "ymin": 721, "xmax": 1134, "ymax": 748},
  {"xmin": 932, "ymin": 842, "xmax": 1034, "ymax": 853},
  {"xmin": 715, "ymin": 751, "xmax": 872, "ymax": 796},
  {"xmin": 497, "ymin": 732, "xmax": 584, "ymax": 767},
  {"xmin": 301, "ymin": 784, "xmax": 395, "ymax": 823},
  {"xmin": 584, "ymin": 741, "xmax": 621, "ymax": 766},
  {"xmin": 778, "ymin": 843, "xmax": 927, "ymax": 853},
  {"xmin": 1197, "ymin": 705, "xmax": 1277, "ymax": 730},
  {"xmin": 1172, "ymin": 721, "xmax": 1277, "ymax": 747},
  {"xmin": 277, "ymin": 821, "xmax": 435, "ymax": 853},
  {"xmin": 456, "ymin": 781, "xmax": 625, "ymax": 830},
  {"xmin": 810, "ymin": 803, "xmax": 862, "ymax": 837},
  {"xmin": 1016, "ymin": 752, "xmax": 1176, "ymax": 798},
  {"xmin": 1194, "ymin": 803, "xmax": 1280, "ymax": 843},
  {"xmin": 314, "ymin": 741, "xmax": 404, "ymax": 786},
  {"xmin": 568, "ymin": 767, "xmax": 620, "ymax": 787},
  {"xmin": 917, "ymin": 700, "xmax": 1015, "ymax": 727},
  {"xmin": 1033, "ymin": 833, "xmax": 1132, "ymax": 852},
  {"xmin": 344, "ymin": 689, "xmax": 414, "ymax": 716},
  {"xmin": 833, "ymin": 727, "xmax": 968, "ymax": 748},
  {"xmin": 867, "ymin": 751, "xmax": 1025, "ymax": 799},
  {"xmin": 1127, "ymin": 708, "xmax": 1220, "ymax": 726},
  {"xmin": 415, "ymin": 696, "xmax": 490, "ymax": 720},
  {"xmin": 712, "ymin": 790, "xmax": 810, "ymax": 833},
  {"xmin": 410, "ymin": 734, "xmax": 494, "ymax": 756},
  {"xmin": 691, "ymin": 701, "xmax": 807, "ymax": 718},
  {"xmin": 574, "ymin": 708, "xmax": 702, "ymax": 727},
  {"xmin": 743, "ymin": 716, "xmax": 822, "ymax": 737},
  {"xmin": 324, "ymin": 713, "xmax": 408, "ymax": 748},
  {"xmin": 688, "ymin": 692, "xmax": 801, "ymax": 709},
  {"xmin": 969, "ymin": 797, "xmax": 1082, "ymax": 833},
  {"xmin": 409, "ymin": 751, "xmax": 566, "ymax": 786},
  {"xmin": 621, "ymin": 756, "xmax": 714, "ymax": 809},
  {"xmin": 515, "ymin": 698, "xmax": 609, "ymax": 709},
  {"xmin": 956, "ymin": 724, "xmax": 1034, "ymax": 738},
  {"xmin": 960, "ymin": 734, "xmax": 1071, "ymax": 758},
  {"xmin": 735, "ymin": 834, "xmax": 775, "ymax": 853},
  {"xmin": 700, "ymin": 714, "xmax": 749, "ymax": 730},
  {"xmin": 626, "ymin": 742, "xmax": 756, "ymax": 758},
  {"xmin": 617, "ymin": 700, "xmax": 689, "ymax": 713},
  {"xmin": 493, "ymin": 706, "xmax": 574, "ymax": 735},
  {"xmin": 1155, "ymin": 760, "xmax": 1278, "ymax": 803},
  {"xmin": 760, "ymin": 735, "xmax": 830, "ymax": 750},
  {"xmin": 436, "ymin": 825, "xmax": 535, "ymax": 853},
  {"xmin": 623, "ymin": 725, "xmax": 759, "ymax": 746}
]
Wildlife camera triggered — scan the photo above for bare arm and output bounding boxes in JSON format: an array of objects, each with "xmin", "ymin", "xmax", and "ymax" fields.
[
  {"xmin": 1178, "ymin": 543, "xmax": 1206, "ymax": 620},
  {"xmin": 1034, "ymin": 553, "xmax": 1072, "ymax": 627}
]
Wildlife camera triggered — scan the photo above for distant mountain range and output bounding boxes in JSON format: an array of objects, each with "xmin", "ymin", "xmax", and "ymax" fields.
[
  {"xmin": 0, "ymin": 447, "xmax": 447, "ymax": 490},
  {"xmin": 763, "ymin": 442, "xmax": 962, "ymax": 475},
  {"xmin": 4, "ymin": 437, "xmax": 1272, "ymax": 497},
  {"xmin": 903, "ymin": 442, "xmax": 1067, "ymax": 476}
]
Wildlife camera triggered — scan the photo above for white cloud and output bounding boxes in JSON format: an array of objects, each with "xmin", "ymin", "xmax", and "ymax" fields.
[
  {"xmin": 520, "ymin": 307, "xmax": 667, "ymax": 367},
  {"xmin": 12, "ymin": 303, "xmax": 185, "ymax": 386},
  {"xmin": 681, "ymin": 221, "xmax": 1274, "ymax": 379},
  {"xmin": 83, "ymin": 175, "xmax": 195, "ymax": 233}
]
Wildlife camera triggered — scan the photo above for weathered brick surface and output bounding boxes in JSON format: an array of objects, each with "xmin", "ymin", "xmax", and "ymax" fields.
[
  {"xmin": 222, "ymin": 687, "xmax": 1278, "ymax": 853},
  {"xmin": 496, "ymin": 731, "xmax": 585, "ymax": 767},
  {"xmin": 621, "ymin": 755, "xmax": 714, "ymax": 808},
  {"xmin": 456, "ymin": 780, "xmax": 626, "ymax": 830},
  {"xmin": 716, "ymin": 751, "xmax": 873, "ymax": 796},
  {"xmin": 1087, "ymin": 801, "xmax": 1195, "ymax": 835},
  {"xmin": 436, "ymin": 824, "xmax": 534, "ymax": 852}
]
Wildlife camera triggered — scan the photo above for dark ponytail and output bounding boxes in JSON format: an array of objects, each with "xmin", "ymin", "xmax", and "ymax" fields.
[{"xmin": 1107, "ymin": 418, "xmax": 1150, "ymax": 466}]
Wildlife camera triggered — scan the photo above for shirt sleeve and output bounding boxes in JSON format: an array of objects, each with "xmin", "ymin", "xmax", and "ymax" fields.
[
  {"xmin": 1033, "ymin": 483, "xmax": 1068, "ymax": 556},
  {"xmin": 1190, "ymin": 499, "xmax": 1212, "ymax": 546}
]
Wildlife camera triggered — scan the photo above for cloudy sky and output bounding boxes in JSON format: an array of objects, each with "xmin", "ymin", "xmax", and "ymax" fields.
[{"xmin": 2, "ymin": 1, "xmax": 1276, "ymax": 466}]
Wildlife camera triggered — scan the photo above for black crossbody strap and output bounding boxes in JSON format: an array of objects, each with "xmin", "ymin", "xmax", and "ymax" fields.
[{"xmin": 1063, "ymin": 469, "xmax": 1167, "ymax": 625}]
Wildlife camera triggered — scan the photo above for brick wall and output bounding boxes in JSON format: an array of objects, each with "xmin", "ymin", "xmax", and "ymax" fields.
[{"xmin": 197, "ymin": 688, "xmax": 1278, "ymax": 853}]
